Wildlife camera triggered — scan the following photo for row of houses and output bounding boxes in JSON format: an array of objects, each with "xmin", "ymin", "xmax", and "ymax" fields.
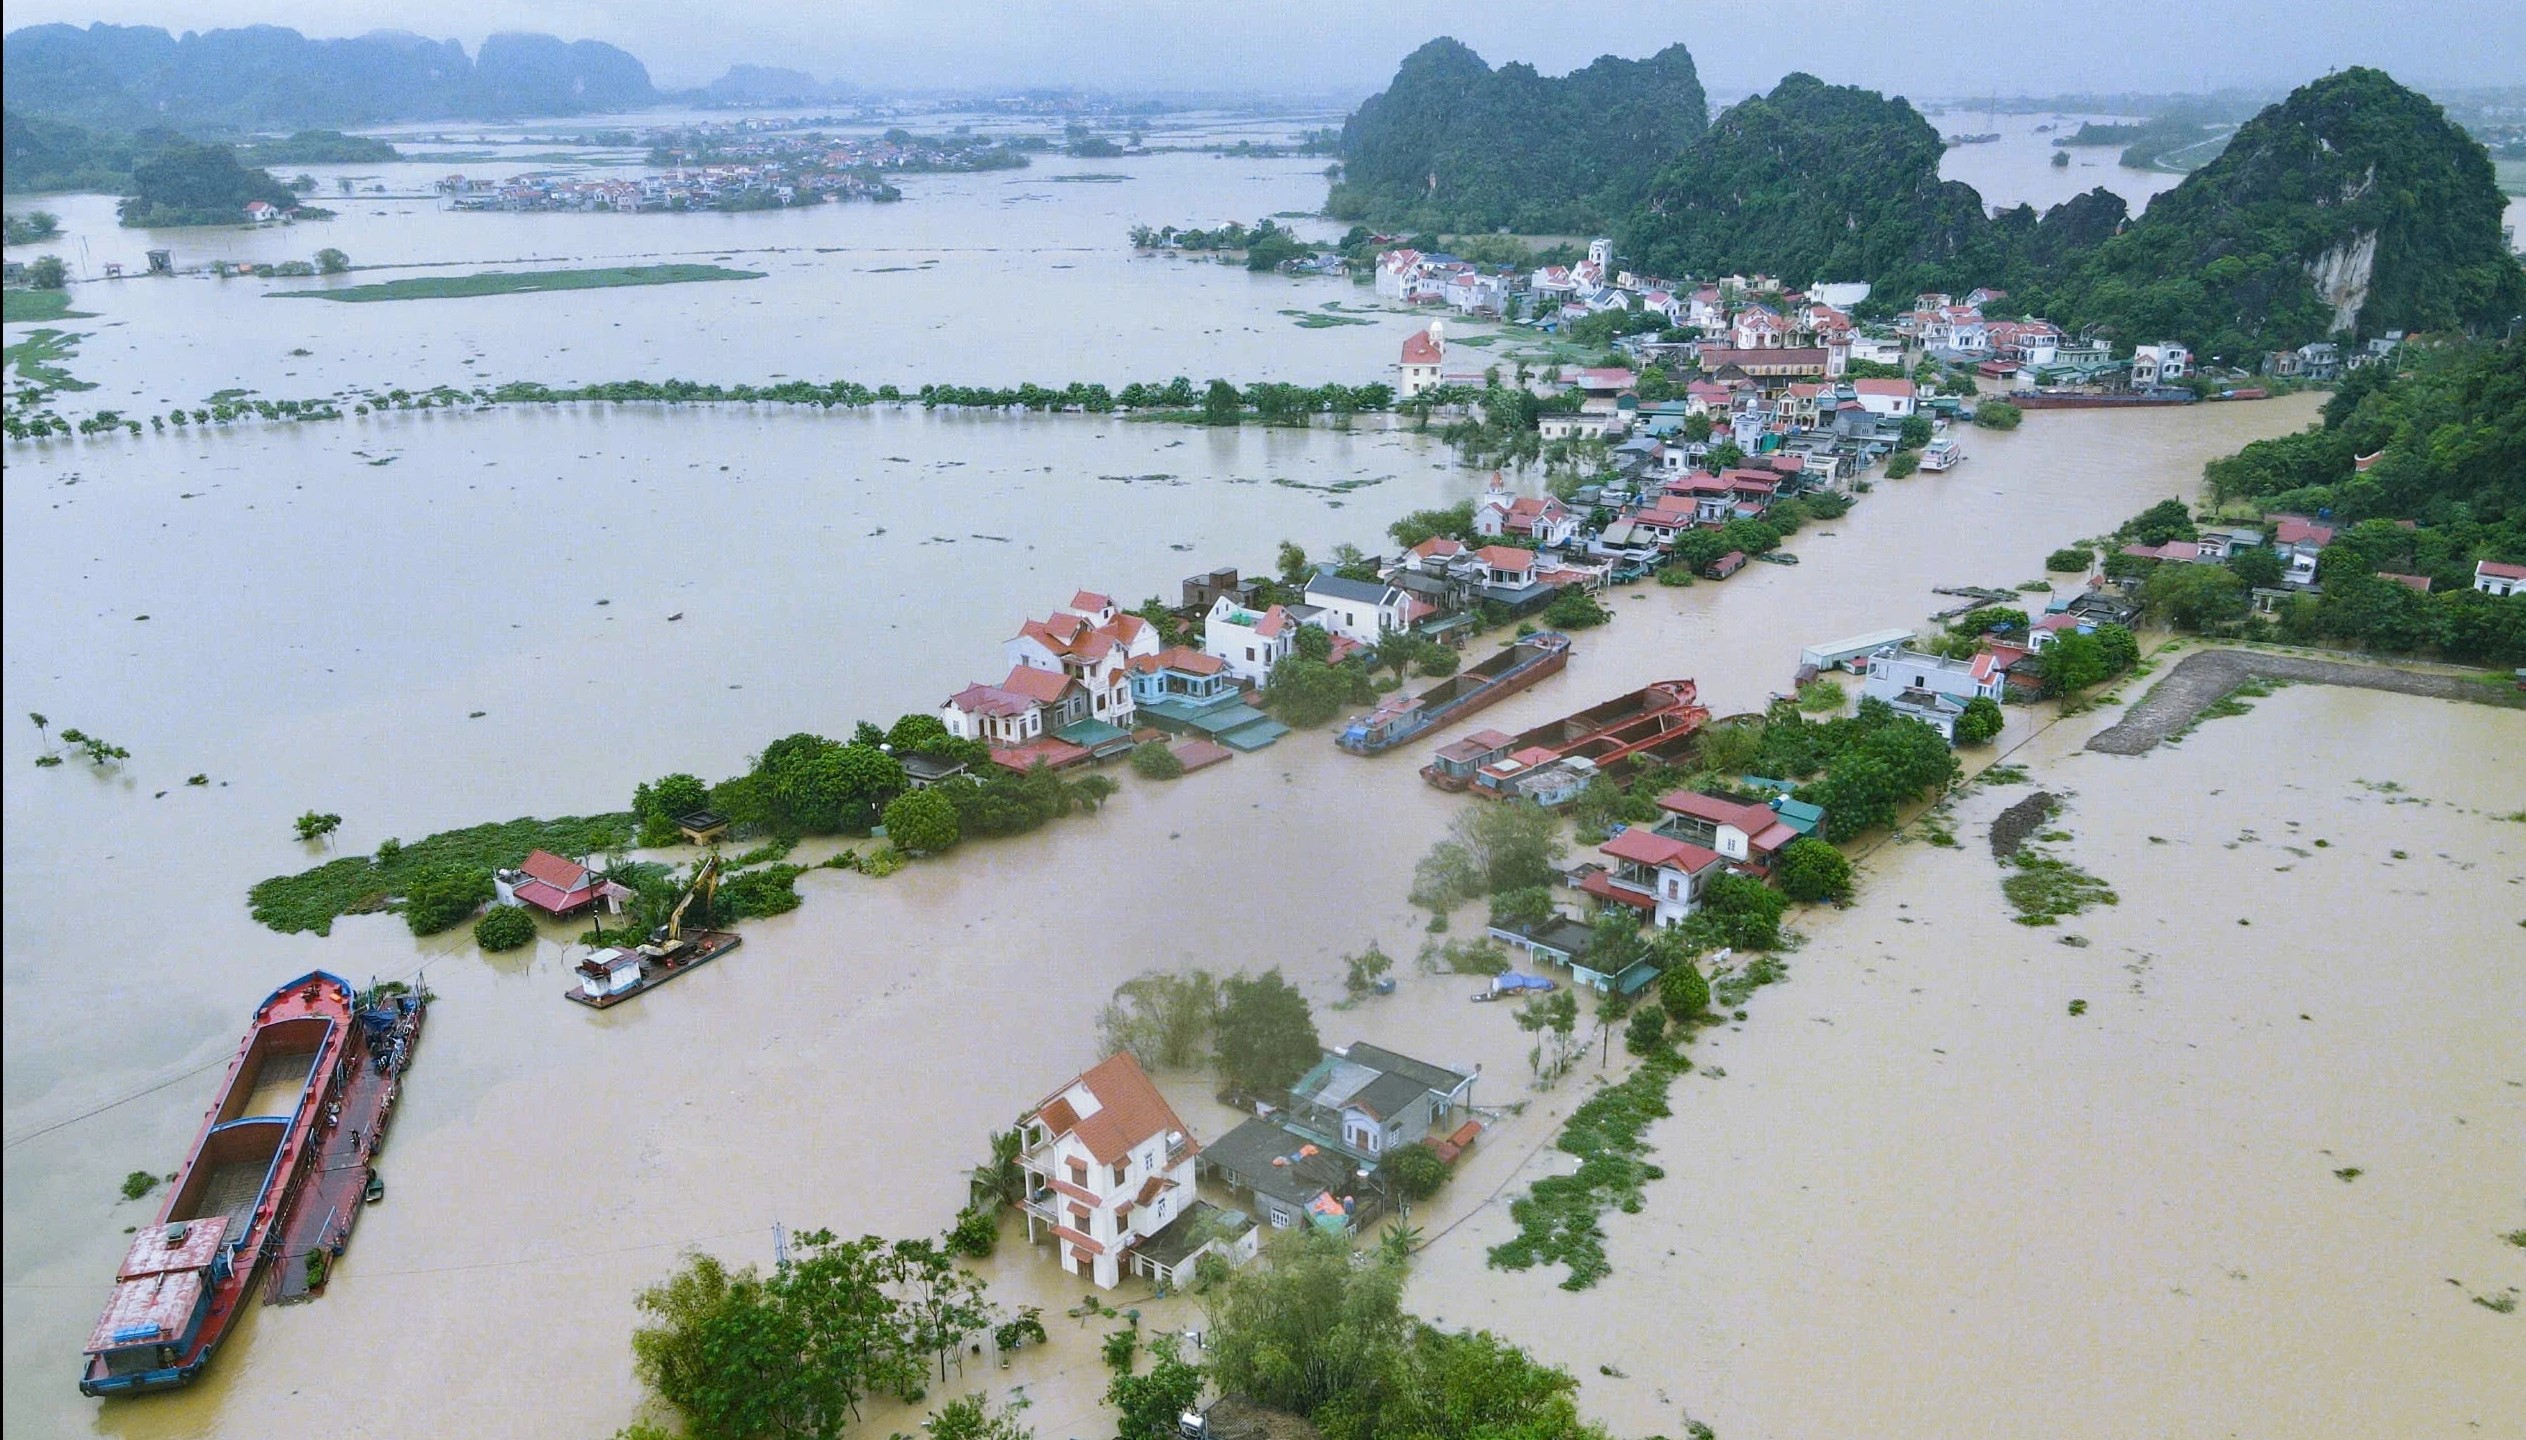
[{"xmin": 1015, "ymin": 1039, "xmax": 1480, "ymax": 1290}]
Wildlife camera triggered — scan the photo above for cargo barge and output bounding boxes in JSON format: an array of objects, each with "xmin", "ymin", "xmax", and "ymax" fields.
[
  {"xmin": 1336, "ymin": 631, "xmax": 1570, "ymax": 756},
  {"xmin": 82, "ymin": 973, "xmax": 358, "ymax": 1396},
  {"xmin": 566, "ymin": 930, "xmax": 743, "ymax": 1008},
  {"xmin": 2005, "ymin": 387, "xmax": 2197, "ymax": 410},
  {"xmin": 1424, "ymin": 678, "xmax": 1708, "ymax": 788}
]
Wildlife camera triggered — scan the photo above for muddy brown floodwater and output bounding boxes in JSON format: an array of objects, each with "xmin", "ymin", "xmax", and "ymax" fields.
[{"xmin": 11, "ymin": 377, "xmax": 2511, "ymax": 1440}]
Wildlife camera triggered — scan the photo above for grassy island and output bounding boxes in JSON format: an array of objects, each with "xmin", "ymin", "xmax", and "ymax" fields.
[{"xmin": 271, "ymin": 263, "xmax": 765, "ymax": 303}]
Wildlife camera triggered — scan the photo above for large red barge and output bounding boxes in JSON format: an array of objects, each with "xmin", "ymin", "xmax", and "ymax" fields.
[
  {"xmin": 79, "ymin": 971, "xmax": 425, "ymax": 1396},
  {"xmin": 1424, "ymin": 679, "xmax": 1710, "ymax": 789}
]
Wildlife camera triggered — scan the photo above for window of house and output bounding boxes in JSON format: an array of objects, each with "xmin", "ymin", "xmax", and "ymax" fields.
[
  {"xmin": 1067, "ymin": 1158, "xmax": 1088, "ymax": 1187},
  {"xmin": 1069, "ymin": 1204, "xmax": 1090, "ymax": 1232}
]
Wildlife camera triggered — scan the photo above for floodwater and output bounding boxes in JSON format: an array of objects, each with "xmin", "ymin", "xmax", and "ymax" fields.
[
  {"xmin": 1411, "ymin": 684, "xmax": 2526, "ymax": 1439},
  {"xmin": 6, "ymin": 112, "xmax": 2512, "ymax": 1440}
]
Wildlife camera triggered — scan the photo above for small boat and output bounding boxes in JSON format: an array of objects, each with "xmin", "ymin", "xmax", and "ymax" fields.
[
  {"xmin": 362, "ymin": 1171, "xmax": 384, "ymax": 1205},
  {"xmin": 1337, "ymin": 631, "xmax": 1571, "ymax": 756},
  {"xmin": 1755, "ymin": 551, "xmax": 1800, "ymax": 566},
  {"xmin": 565, "ymin": 930, "xmax": 743, "ymax": 1009},
  {"xmin": 81, "ymin": 973, "xmax": 357, "ymax": 1396},
  {"xmin": 1920, "ymin": 437, "xmax": 1964, "ymax": 472}
]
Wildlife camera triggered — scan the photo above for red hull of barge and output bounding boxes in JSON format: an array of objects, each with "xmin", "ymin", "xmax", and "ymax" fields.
[
  {"xmin": 81, "ymin": 972, "xmax": 356, "ymax": 1396},
  {"xmin": 1476, "ymin": 679, "xmax": 1711, "ymax": 782}
]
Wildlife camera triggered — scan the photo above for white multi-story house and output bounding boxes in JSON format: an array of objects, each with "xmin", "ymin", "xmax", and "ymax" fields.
[
  {"xmin": 1005, "ymin": 590, "xmax": 1161, "ymax": 729},
  {"xmin": 941, "ymin": 665, "xmax": 1085, "ymax": 749},
  {"xmin": 1398, "ymin": 324, "xmax": 1445, "ymax": 397},
  {"xmin": 1203, "ymin": 595, "xmax": 1296, "ymax": 684},
  {"xmin": 1475, "ymin": 490, "xmax": 1580, "ymax": 547},
  {"xmin": 1302, "ymin": 573, "xmax": 1411, "ymax": 645},
  {"xmin": 1373, "ymin": 249, "xmax": 1422, "ymax": 300},
  {"xmin": 2131, "ymin": 341, "xmax": 2192, "ymax": 387},
  {"xmin": 1861, "ymin": 647, "xmax": 2003, "ymax": 742},
  {"xmin": 1848, "ymin": 332, "xmax": 1905, "ymax": 367},
  {"xmin": 1731, "ymin": 305, "xmax": 1788, "ymax": 350},
  {"xmin": 1584, "ymin": 826, "xmax": 1726, "ymax": 927},
  {"xmin": 1017, "ymin": 1052, "xmax": 1201, "ymax": 1291},
  {"xmin": 1444, "ymin": 270, "xmax": 1506, "ymax": 315}
]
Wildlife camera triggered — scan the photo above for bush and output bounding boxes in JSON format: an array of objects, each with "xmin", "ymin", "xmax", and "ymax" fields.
[
  {"xmin": 945, "ymin": 1205, "xmax": 999, "ymax": 1259},
  {"xmin": 1130, "ymin": 743, "xmax": 1186, "ymax": 780},
  {"xmin": 1656, "ymin": 954, "xmax": 1709, "ymax": 1019},
  {"xmin": 1954, "ymin": 695, "xmax": 2004, "ymax": 745},
  {"xmin": 1884, "ymin": 450, "xmax": 1921, "ymax": 479},
  {"xmin": 473, "ymin": 905, "xmax": 537, "ymax": 952},
  {"xmin": 121, "ymin": 1170, "xmax": 158, "ymax": 1201},
  {"xmin": 2045, "ymin": 545, "xmax": 2094, "ymax": 573},
  {"xmin": 1775, "ymin": 837, "xmax": 1852, "ymax": 903},
  {"xmin": 1540, "ymin": 587, "xmax": 1611, "ymax": 630},
  {"xmin": 1974, "ymin": 400, "xmax": 2023, "ymax": 430},
  {"xmin": 1383, "ymin": 1141, "xmax": 1449, "ymax": 1200},
  {"xmin": 1623, "ymin": 1003, "xmax": 1670, "ymax": 1056},
  {"xmin": 881, "ymin": 788, "xmax": 961, "ymax": 854},
  {"xmin": 402, "ymin": 865, "xmax": 493, "ymax": 936}
]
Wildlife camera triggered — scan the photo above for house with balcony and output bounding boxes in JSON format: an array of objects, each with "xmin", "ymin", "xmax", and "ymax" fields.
[
  {"xmin": 1653, "ymin": 790, "xmax": 1802, "ymax": 872},
  {"xmin": 1281, "ymin": 1041, "xmax": 1477, "ymax": 1162},
  {"xmin": 1016, "ymin": 1052, "xmax": 1202, "ymax": 1290},
  {"xmin": 2269, "ymin": 514, "xmax": 2337, "ymax": 585},
  {"xmin": 943, "ymin": 665, "xmax": 1100, "ymax": 770},
  {"xmin": 1203, "ymin": 597, "xmax": 1296, "ymax": 685},
  {"xmin": 1475, "ymin": 491, "xmax": 1580, "ymax": 548},
  {"xmin": 2130, "ymin": 341, "xmax": 2191, "ymax": 387},
  {"xmin": 1579, "ymin": 826, "xmax": 1727, "ymax": 927},
  {"xmin": 1860, "ymin": 647, "xmax": 2002, "ymax": 742},
  {"xmin": 1006, "ymin": 590, "xmax": 1160, "ymax": 731}
]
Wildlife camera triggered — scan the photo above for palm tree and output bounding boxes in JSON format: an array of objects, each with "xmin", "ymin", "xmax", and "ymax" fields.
[
  {"xmin": 1377, "ymin": 1223, "xmax": 1424, "ymax": 1267},
  {"xmin": 968, "ymin": 1127, "xmax": 1026, "ymax": 1210}
]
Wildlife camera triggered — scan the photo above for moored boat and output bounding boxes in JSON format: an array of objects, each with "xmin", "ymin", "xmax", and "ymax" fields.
[
  {"xmin": 1336, "ymin": 631, "xmax": 1570, "ymax": 756},
  {"xmin": 2006, "ymin": 387, "xmax": 2196, "ymax": 409},
  {"xmin": 1919, "ymin": 436, "xmax": 1964, "ymax": 471},
  {"xmin": 1447, "ymin": 678, "xmax": 1710, "ymax": 785},
  {"xmin": 81, "ymin": 972, "xmax": 356, "ymax": 1397}
]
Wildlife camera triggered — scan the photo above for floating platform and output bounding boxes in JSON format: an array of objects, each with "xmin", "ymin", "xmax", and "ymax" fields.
[{"xmin": 565, "ymin": 930, "xmax": 742, "ymax": 1009}]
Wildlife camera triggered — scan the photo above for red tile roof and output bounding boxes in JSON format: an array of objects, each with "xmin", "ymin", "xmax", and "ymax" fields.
[
  {"xmin": 519, "ymin": 849, "xmax": 591, "ymax": 891},
  {"xmin": 2270, "ymin": 515, "xmax": 2335, "ymax": 548},
  {"xmin": 2378, "ymin": 572, "xmax": 2432, "ymax": 593},
  {"xmin": 1030, "ymin": 1052, "xmax": 1199, "ymax": 1166},
  {"xmin": 1130, "ymin": 645, "xmax": 1224, "ymax": 676},
  {"xmin": 1401, "ymin": 328, "xmax": 1443, "ymax": 365},
  {"xmin": 1601, "ymin": 827, "xmax": 1722, "ymax": 872},
  {"xmin": 998, "ymin": 664, "xmax": 1075, "ymax": 704},
  {"xmin": 1070, "ymin": 589, "xmax": 1114, "ymax": 611},
  {"xmin": 2475, "ymin": 560, "xmax": 2526, "ymax": 580},
  {"xmin": 1410, "ymin": 536, "xmax": 1465, "ymax": 559},
  {"xmin": 948, "ymin": 681, "xmax": 1037, "ymax": 718},
  {"xmin": 1474, "ymin": 545, "xmax": 1536, "ymax": 571}
]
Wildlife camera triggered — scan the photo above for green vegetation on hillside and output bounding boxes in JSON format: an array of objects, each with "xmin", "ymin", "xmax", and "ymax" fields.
[
  {"xmin": 2183, "ymin": 339, "xmax": 2526, "ymax": 663},
  {"xmin": 1619, "ymin": 73, "xmax": 2099, "ymax": 300},
  {"xmin": 1331, "ymin": 37, "xmax": 1707, "ymax": 233},
  {"xmin": 270, "ymin": 263, "xmax": 764, "ymax": 302},
  {"xmin": 2038, "ymin": 68, "xmax": 2526, "ymax": 358}
]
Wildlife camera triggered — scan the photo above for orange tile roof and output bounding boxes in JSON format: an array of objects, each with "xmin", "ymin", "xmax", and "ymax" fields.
[
  {"xmin": 1474, "ymin": 545, "xmax": 1535, "ymax": 571},
  {"xmin": 519, "ymin": 849, "xmax": 592, "ymax": 891},
  {"xmin": 1030, "ymin": 1052, "xmax": 1199, "ymax": 1166},
  {"xmin": 998, "ymin": 664, "xmax": 1075, "ymax": 704}
]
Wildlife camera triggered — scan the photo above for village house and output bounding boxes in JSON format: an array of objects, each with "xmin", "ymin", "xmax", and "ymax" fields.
[
  {"xmin": 2130, "ymin": 341, "xmax": 2192, "ymax": 388},
  {"xmin": 1848, "ymin": 377, "xmax": 1918, "ymax": 418},
  {"xmin": 2269, "ymin": 514, "xmax": 2337, "ymax": 585},
  {"xmin": 1016, "ymin": 1052, "xmax": 1203, "ymax": 1290},
  {"xmin": 1006, "ymin": 590, "xmax": 1161, "ymax": 730},
  {"xmin": 1653, "ymin": 790, "xmax": 1802, "ymax": 871},
  {"xmin": 1203, "ymin": 596, "xmax": 1296, "ymax": 685},
  {"xmin": 494, "ymin": 849, "xmax": 631, "ymax": 918},
  {"xmin": 2474, "ymin": 560, "xmax": 2526, "ymax": 597},
  {"xmin": 1398, "ymin": 323, "xmax": 1445, "ymax": 397},
  {"xmin": 1580, "ymin": 826, "xmax": 1727, "ymax": 927},
  {"xmin": 941, "ymin": 665, "xmax": 1091, "ymax": 765},
  {"xmin": 1127, "ymin": 646, "xmax": 1236, "ymax": 707},
  {"xmin": 1281, "ymin": 1041, "xmax": 1477, "ymax": 1162},
  {"xmin": 1475, "ymin": 488, "xmax": 1581, "ymax": 547},
  {"xmin": 2194, "ymin": 526, "xmax": 2265, "ymax": 560},
  {"xmin": 1860, "ymin": 647, "xmax": 2003, "ymax": 742},
  {"xmin": 1202, "ymin": 1117, "xmax": 1377, "ymax": 1233},
  {"xmin": 1302, "ymin": 573, "xmax": 1412, "ymax": 645}
]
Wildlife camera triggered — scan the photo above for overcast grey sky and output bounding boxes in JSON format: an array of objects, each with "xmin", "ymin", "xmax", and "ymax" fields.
[{"xmin": 9, "ymin": 0, "xmax": 2524, "ymax": 98}]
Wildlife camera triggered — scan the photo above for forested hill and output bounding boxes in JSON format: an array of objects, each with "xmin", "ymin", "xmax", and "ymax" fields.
[
  {"xmin": 1617, "ymin": 73, "xmax": 2010, "ymax": 298},
  {"xmin": 1329, "ymin": 37, "xmax": 1707, "ymax": 234},
  {"xmin": 1, "ymin": 23, "xmax": 657, "ymax": 130},
  {"xmin": 2040, "ymin": 67, "xmax": 2526, "ymax": 359}
]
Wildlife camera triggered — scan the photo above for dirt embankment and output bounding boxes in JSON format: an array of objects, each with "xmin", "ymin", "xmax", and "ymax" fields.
[{"xmin": 2086, "ymin": 648, "xmax": 2524, "ymax": 756}]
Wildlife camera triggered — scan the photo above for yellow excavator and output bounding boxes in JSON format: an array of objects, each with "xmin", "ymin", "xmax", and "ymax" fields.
[{"xmin": 639, "ymin": 850, "xmax": 720, "ymax": 963}]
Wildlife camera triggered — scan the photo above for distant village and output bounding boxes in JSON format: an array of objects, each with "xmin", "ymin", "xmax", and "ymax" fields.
[{"xmin": 433, "ymin": 128, "xmax": 1033, "ymax": 214}]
